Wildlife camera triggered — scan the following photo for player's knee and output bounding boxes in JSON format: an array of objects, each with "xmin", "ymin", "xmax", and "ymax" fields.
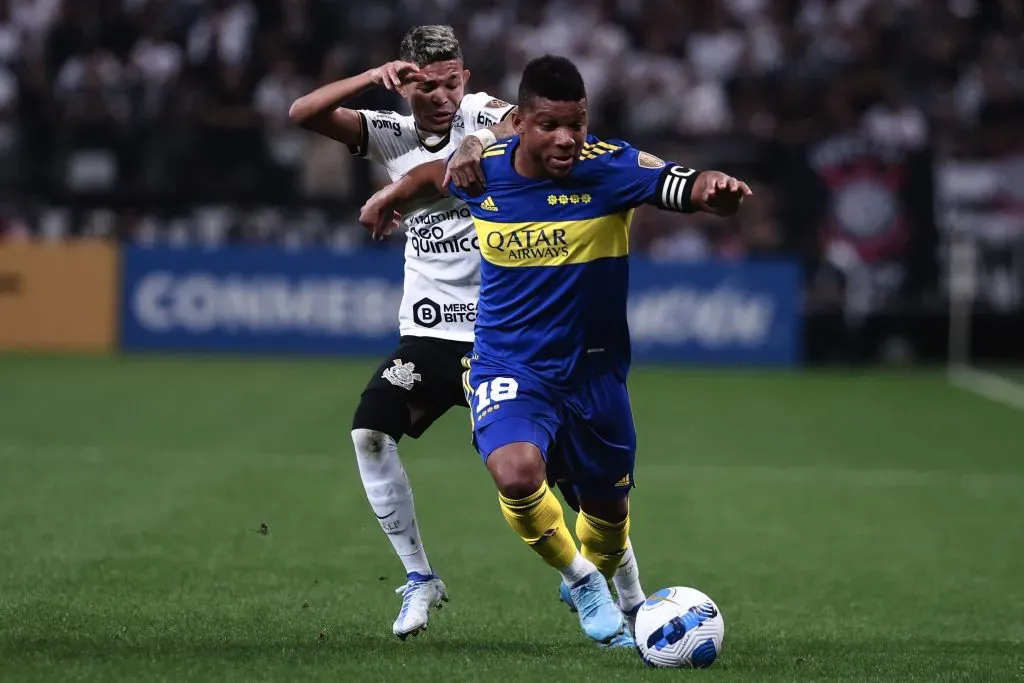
[
  {"xmin": 487, "ymin": 443, "xmax": 546, "ymax": 499},
  {"xmin": 578, "ymin": 496, "xmax": 629, "ymax": 524},
  {"xmin": 351, "ymin": 428, "xmax": 389, "ymax": 458}
]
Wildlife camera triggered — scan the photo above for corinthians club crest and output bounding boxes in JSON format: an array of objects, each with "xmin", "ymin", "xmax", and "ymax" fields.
[{"xmin": 382, "ymin": 359, "xmax": 422, "ymax": 390}]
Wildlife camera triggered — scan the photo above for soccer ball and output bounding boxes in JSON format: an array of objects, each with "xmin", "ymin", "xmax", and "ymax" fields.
[{"xmin": 634, "ymin": 586, "xmax": 724, "ymax": 668}]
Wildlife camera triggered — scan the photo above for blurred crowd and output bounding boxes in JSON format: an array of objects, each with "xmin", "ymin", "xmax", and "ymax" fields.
[{"xmin": 0, "ymin": 0, "xmax": 1022, "ymax": 263}]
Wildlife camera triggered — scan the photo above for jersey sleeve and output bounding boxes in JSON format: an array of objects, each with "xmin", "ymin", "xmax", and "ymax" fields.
[
  {"xmin": 445, "ymin": 149, "xmax": 498, "ymax": 209},
  {"xmin": 459, "ymin": 92, "xmax": 516, "ymax": 133},
  {"xmin": 604, "ymin": 143, "xmax": 702, "ymax": 213},
  {"xmin": 446, "ymin": 172, "xmax": 468, "ymax": 202},
  {"xmin": 446, "ymin": 169, "xmax": 476, "ymax": 204},
  {"xmin": 346, "ymin": 109, "xmax": 409, "ymax": 164}
]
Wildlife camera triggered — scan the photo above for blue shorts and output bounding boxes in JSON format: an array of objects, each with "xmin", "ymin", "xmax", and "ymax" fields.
[{"xmin": 463, "ymin": 363, "xmax": 636, "ymax": 500}]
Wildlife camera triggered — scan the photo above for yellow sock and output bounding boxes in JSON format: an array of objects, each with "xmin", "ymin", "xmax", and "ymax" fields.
[
  {"xmin": 576, "ymin": 509, "xmax": 630, "ymax": 580},
  {"xmin": 498, "ymin": 483, "xmax": 579, "ymax": 571}
]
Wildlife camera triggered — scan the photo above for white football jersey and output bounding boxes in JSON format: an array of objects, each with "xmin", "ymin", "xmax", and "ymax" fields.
[{"xmin": 349, "ymin": 92, "xmax": 515, "ymax": 342}]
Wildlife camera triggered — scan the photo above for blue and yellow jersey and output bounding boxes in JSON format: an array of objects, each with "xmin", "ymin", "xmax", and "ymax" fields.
[{"xmin": 448, "ymin": 134, "xmax": 700, "ymax": 388}]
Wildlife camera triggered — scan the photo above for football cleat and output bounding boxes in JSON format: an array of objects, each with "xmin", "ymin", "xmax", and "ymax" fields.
[
  {"xmin": 569, "ymin": 572, "xmax": 625, "ymax": 644},
  {"xmin": 560, "ymin": 581, "xmax": 636, "ymax": 648},
  {"xmin": 622, "ymin": 600, "xmax": 642, "ymax": 639},
  {"xmin": 393, "ymin": 572, "xmax": 448, "ymax": 639}
]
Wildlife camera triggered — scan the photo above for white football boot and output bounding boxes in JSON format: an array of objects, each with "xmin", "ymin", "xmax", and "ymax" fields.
[{"xmin": 392, "ymin": 572, "xmax": 448, "ymax": 639}]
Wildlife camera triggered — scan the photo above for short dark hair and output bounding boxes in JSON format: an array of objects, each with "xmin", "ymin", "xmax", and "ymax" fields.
[
  {"xmin": 517, "ymin": 55, "xmax": 587, "ymax": 109},
  {"xmin": 398, "ymin": 25, "xmax": 462, "ymax": 67}
]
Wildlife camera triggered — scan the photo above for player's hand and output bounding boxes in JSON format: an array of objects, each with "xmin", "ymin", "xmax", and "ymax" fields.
[
  {"xmin": 359, "ymin": 191, "xmax": 402, "ymax": 241},
  {"xmin": 695, "ymin": 172, "xmax": 752, "ymax": 217},
  {"xmin": 370, "ymin": 60, "xmax": 426, "ymax": 91},
  {"xmin": 443, "ymin": 136, "xmax": 487, "ymax": 196}
]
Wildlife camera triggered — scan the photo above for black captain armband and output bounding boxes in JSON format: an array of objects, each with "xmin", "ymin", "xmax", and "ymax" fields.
[
  {"xmin": 347, "ymin": 111, "xmax": 370, "ymax": 158},
  {"xmin": 654, "ymin": 165, "xmax": 703, "ymax": 213}
]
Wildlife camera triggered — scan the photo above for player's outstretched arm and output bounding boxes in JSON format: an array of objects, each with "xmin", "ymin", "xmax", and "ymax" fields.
[
  {"xmin": 358, "ymin": 160, "xmax": 448, "ymax": 240},
  {"xmin": 443, "ymin": 113, "xmax": 518, "ymax": 194},
  {"xmin": 689, "ymin": 171, "xmax": 753, "ymax": 217},
  {"xmin": 288, "ymin": 61, "xmax": 426, "ymax": 145}
]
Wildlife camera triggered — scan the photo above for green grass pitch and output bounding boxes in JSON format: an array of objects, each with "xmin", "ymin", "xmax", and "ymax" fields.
[{"xmin": 1, "ymin": 355, "xmax": 1023, "ymax": 682}]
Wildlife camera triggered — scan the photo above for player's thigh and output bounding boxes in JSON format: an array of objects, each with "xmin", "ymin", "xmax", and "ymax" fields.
[
  {"xmin": 355, "ymin": 336, "xmax": 472, "ymax": 439},
  {"xmin": 568, "ymin": 372, "xmax": 637, "ymax": 454},
  {"xmin": 561, "ymin": 373, "xmax": 637, "ymax": 511},
  {"xmin": 466, "ymin": 367, "xmax": 562, "ymax": 495},
  {"xmin": 575, "ymin": 493, "xmax": 630, "ymax": 524},
  {"xmin": 561, "ymin": 428, "xmax": 634, "ymax": 523}
]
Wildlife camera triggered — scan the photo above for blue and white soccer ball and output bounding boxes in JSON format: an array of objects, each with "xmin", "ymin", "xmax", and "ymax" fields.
[{"xmin": 634, "ymin": 586, "xmax": 725, "ymax": 668}]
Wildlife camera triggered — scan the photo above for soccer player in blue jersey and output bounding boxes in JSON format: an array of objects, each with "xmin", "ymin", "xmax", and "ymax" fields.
[{"xmin": 359, "ymin": 55, "xmax": 751, "ymax": 644}]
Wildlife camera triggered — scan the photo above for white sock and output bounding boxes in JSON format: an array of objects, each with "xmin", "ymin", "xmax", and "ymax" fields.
[
  {"xmin": 351, "ymin": 428, "xmax": 432, "ymax": 577},
  {"xmin": 559, "ymin": 551, "xmax": 599, "ymax": 587},
  {"xmin": 612, "ymin": 539, "xmax": 645, "ymax": 610}
]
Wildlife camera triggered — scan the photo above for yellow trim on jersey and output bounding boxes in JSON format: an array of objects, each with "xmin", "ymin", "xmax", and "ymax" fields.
[
  {"xmin": 482, "ymin": 149, "xmax": 507, "ymax": 158},
  {"xmin": 474, "ymin": 211, "xmax": 633, "ymax": 267},
  {"xmin": 578, "ymin": 140, "xmax": 620, "ymax": 161},
  {"xmin": 461, "ymin": 369, "xmax": 475, "ymax": 429}
]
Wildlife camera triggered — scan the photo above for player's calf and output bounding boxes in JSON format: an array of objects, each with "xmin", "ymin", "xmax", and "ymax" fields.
[
  {"xmin": 488, "ymin": 440, "xmax": 580, "ymax": 575},
  {"xmin": 577, "ymin": 496, "xmax": 645, "ymax": 627},
  {"xmin": 351, "ymin": 427, "xmax": 433, "ymax": 576},
  {"xmin": 489, "ymin": 442, "xmax": 597, "ymax": 582},
  {"xmin": 576, "ymin": 506, "xmax": 629, "ymax": 579},
  {"xmin": 352, "ymin": 423, "xmax": 449, "ymax": 639}
]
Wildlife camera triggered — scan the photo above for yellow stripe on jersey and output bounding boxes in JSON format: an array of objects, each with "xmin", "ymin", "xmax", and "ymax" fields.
[
  {"xmin": 482, "ymin": 143, "xmax": 508, "ymax": 157},
  {"xmin": 461, "ymin": 369, "xmax": 475, "ymax": 429},
  {"xmin": 578, "ymin": 140, "xmax": 620, "ymax": 161},
  {"xmin": 474, "ymin": 211, "xmax": 634, "ymax": 267}
]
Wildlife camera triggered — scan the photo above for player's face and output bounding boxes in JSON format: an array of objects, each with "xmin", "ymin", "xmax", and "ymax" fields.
[
  {"xmin": 405, "ymin": 59, "xmax": 469, "ymax": 134},
  {"xmin": 515, "ymin": 98, "xmax": 588, "ymax": 178}
]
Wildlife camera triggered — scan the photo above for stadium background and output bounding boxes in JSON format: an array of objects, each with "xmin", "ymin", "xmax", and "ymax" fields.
[{"xmin": 2, "ymin": 1, "xmax": 1023, "ymax": 681}]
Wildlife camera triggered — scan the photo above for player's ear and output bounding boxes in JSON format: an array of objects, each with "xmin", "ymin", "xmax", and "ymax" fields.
[
  {"xmin": 512, "ymin": 107, "xmax": 525, "ymax": 135},
  {"xmin": 461, "ymin": 69, "xmax": 471, "ymax": 87}
]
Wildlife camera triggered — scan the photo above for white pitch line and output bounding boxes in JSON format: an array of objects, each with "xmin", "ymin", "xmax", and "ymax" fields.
[{"xmin": 949, "ymin": 365, "xmax": 1024, "ymax": 412}]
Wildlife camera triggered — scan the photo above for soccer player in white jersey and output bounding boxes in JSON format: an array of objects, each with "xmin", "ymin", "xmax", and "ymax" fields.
[
  {"xmin": 289, "ymin": 25, "xmax": 518, "ymax": 640},
  {"xmin": 290, "ymin": 26, "xmax": 645, "ymax": 645}
]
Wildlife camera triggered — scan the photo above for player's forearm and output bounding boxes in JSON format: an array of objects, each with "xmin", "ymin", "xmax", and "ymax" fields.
[
  {"xmin": 288, "ymin": 71, "xmax": 375, "ymax": 124},
  {"xmin": 383, "ymin": 161, "xmax": 449, "ymax": 207},
  {"xmin": 287, "ymin": 71, "xmax": 376, "ymax": 135}
]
